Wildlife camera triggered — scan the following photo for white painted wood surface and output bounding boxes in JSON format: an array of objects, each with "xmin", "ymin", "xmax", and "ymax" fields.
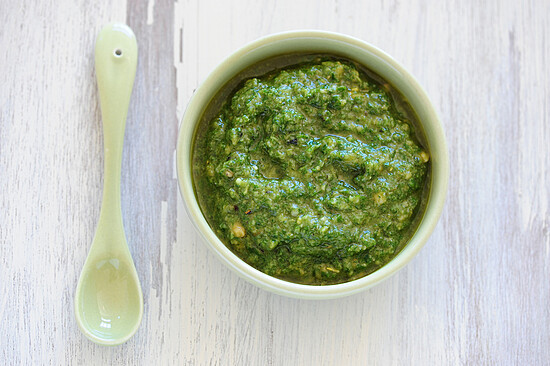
[{"xmin": 1, "ymin": 0, "xmax": 549, "ymax": 364}]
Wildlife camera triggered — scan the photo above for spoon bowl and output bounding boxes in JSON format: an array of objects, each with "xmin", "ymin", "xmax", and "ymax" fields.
[
  {"xmin": 76, "ymin": 257, "xmax": 142, "ymax": 343},
  {"xmin": 74, "ymin": 23, "xmax": 143, "ymax": 346}
]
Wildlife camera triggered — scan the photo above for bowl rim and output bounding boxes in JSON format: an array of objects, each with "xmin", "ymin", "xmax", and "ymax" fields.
[{"xmin": 176, "ymin": 30, "xmax": 449, "ymax": 299}]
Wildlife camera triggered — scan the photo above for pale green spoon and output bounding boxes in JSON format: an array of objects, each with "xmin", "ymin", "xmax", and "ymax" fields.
[{"xmin": 74, "ymin": 23, "xmax": 143, "ymax": 346}]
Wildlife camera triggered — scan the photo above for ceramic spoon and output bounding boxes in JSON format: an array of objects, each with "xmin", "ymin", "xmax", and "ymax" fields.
[{"xmin": 74, "ymin": 23, "xmax": 142, "ymax": 346}]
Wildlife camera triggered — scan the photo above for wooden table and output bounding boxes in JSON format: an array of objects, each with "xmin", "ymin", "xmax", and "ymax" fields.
[{"xmin": 2, "ymin": 0, "xmax": 549, "ymax": 364}]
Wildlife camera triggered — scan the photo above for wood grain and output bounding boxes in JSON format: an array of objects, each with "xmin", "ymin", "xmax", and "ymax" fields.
[{"xmin": 1, "ymin": 0, "xmax": 549, "ymax": 364}]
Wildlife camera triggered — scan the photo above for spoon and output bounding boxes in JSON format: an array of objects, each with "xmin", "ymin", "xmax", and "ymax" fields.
[{"xmin": 74, "ymin": 23, "xmax": 143, "ymax": 346}]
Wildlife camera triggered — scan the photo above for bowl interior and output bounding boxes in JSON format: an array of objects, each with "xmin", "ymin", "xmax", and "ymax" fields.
[{"xmin": 177, "ymin": 31, "xmax": 448, "ymax": 299}]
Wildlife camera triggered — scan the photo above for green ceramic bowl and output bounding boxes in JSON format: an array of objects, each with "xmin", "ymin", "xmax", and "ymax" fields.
[{"xmin": 176, "ymin": 31, "xmax": 448, "ymax": 299}]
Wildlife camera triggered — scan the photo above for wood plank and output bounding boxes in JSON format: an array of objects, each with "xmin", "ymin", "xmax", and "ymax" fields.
[{"xmin": 0, "ymin": 0, "xmax": 548, "ymax": 364}]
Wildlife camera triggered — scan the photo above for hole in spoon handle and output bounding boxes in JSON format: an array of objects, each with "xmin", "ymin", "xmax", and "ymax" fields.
[{"xmin": 95, "ymin": 23, "xmax": 138, "ymax": 132}]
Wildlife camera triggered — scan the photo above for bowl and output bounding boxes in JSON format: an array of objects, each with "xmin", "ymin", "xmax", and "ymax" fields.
[{"xmin": 176, "ymin": 30, "xmax": 448, "ymax": 299}]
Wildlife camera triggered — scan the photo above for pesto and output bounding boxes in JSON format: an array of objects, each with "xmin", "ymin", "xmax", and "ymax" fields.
[{"xmin": 193, "ymin": 60, "xmax": 429, "ymax": 285}]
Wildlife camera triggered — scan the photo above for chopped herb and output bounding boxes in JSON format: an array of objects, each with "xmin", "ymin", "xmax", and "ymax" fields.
[{"xmin": 193, "ymin": 60, "xmax": 429, "ymax": 285}]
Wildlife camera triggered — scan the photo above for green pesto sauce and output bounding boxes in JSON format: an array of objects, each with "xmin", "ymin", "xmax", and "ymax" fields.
[{"xmin": 193, "ymin": 59, "xmax": 429, "ymax": 285}]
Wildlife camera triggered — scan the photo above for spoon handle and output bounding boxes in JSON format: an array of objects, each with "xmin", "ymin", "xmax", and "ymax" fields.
[{"xmin": 94, "ymin": 24, "xmax": 137, "ymax": 236}]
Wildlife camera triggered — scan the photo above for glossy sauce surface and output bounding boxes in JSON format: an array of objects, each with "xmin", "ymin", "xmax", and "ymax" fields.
[{"xmin": 193, "ymin": 59, "xmax": 429, "ymax": 284}]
